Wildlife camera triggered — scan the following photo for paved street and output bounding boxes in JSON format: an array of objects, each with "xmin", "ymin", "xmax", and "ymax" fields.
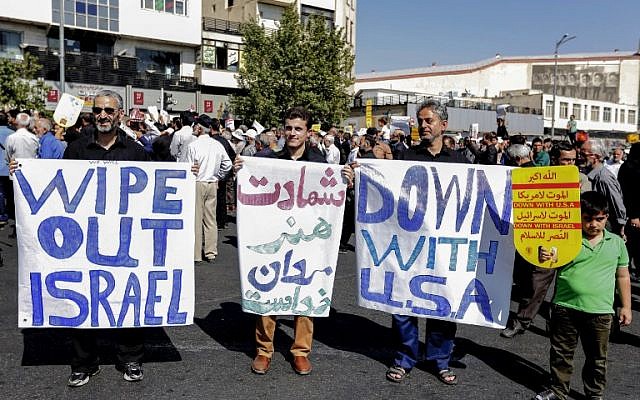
[{"xmin": 0, "ymin": 220, "xmax": 638, "ymax": 400}]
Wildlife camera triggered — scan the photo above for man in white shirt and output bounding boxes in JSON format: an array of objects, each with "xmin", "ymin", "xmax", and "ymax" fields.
[
  {"xmin": 185, "ymin": 114, "xmax": 232, "ymax": 264},
  {"xmin": 170, "ymin": 111, "xmax": 196, "ymax": 162},
  {"xmin": 323, "ymin": 134, "xmax": 341, "ymax": 164},
  {"xmin": 5, "ymin": 112, "xmax": 38, "ymax": 164},
  {"xmin": 604, "ymin": 146, "xmax": 624, "ymax": 178}
]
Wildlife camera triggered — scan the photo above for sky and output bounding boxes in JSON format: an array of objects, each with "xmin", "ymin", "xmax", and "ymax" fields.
[{"xmin": 355, "ymin": 0, "xmax": 640, "ymax": 74}]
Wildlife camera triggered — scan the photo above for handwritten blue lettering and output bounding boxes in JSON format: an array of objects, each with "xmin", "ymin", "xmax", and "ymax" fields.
[
  {"xmin": 407, "ymin": 274, "xmax": 451, "ymax": 317},
  {"xmin": 119, "ymin": 167, "xmax": 148, "ymax": 215},
  {"xmin": 397, "ymin": 166, "xmax": 428, "ymax": 232},
  {"xmin": 456, "ymin": 278, "xmax": 493, "ymax": 323},
  {"xmin": 141, "ymin": 219, "xmax": 183, "ymax": 266},
  {"xmin": 117, "ymin": 273, "xmax": 142, "ymax": 327},
  {"xmin": 45, "ymin": 271, "xmax": 88, "ymax": 327},
  {"xmin": 356, "ymin": 169, "xmax": 394, "ymax": 224},
  {"xmin": 433, "ymin": 167, "xmax": 473, "ymax": 232},
  {"xmin": 361, "ymin": 230, "xmax": 425, "ymax": 271},
  {"xmin": 360, "ymin": 268, "xmax": 403, "ymax": 307},
  {"xmin": 89, "ymin": 270, "xmax": 116, "ymax": 327},
  {"xmin": 15, "ymin": 169, "xmax": 94, "ymax": 215},
  {"xmin": 37, "ymin": 216, "xmax": 83, "ymax": 259},
  {"xmin": 168, "ymin": 269, "xmax": 187, "ymax": 324},
  {"xmin": 153, "ymin": 170, "xmax": 185, "ymax": 214},
  {"xmin": 29, "ymin": 272, "xmax": 43, "ymax": 326},
  {"xmin": 86, "ymin": 217, "xmax": 138, "ymax": 267}
]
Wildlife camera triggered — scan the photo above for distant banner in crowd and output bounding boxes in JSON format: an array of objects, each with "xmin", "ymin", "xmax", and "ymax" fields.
[
  {"xmin": 237, "ymin": 158, "xmax": 347, "ymax": 317},
  {"xmin": 15, "ymin": 160, "xmax": 196, "ymax": 328},
  {"xmin": 355, "ymin": 160, "xmax": 515, "ymax": 329}
]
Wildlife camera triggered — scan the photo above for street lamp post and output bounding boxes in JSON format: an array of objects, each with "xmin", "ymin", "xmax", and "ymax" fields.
[
  {"xmin": 58, "ymin": 0, "xmax": 65, "ymax": 94},
  {"xmin": 551, "ymin": 33, "xmax": 576, "ymax": 139}
]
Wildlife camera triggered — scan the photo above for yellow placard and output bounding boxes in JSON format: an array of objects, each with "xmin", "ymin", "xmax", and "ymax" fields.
[
  {"xmin": 410, "ymin": 126, "xmax": 420, "ymax": 142},
  {"xmin": 365, "ymin": 99, "xmax": 373, "ymax": 128},
  {"xmin": 311, "ymin": 123, "xmax": 321, "ymax": 132},
  {"xmin": 512, "ymin": 166, "xmax": 582, "ymax": 268}
]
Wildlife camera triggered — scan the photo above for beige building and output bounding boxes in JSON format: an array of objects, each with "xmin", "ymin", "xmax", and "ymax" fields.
[{"xmin": 198, "ymin": 0, "xmax": 356, "ymax": 91}]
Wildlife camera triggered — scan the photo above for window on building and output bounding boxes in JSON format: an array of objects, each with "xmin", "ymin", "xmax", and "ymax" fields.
[
  {"xmin": 0, "ymin": 30, "xmax": 22, "ymax": 59},
  {"xmin": 53, "ymin": 0, "xmax": 119, "ymax": 31},
  {"xmin": 350, "ymin": 20, "xmax": 354, "ymax": 44},
  {"xmin": 301, "ymin": 5, "xmax": 335, "ymax": 28},
  {"xmin": 345, "ymin": 16, "xmax": 349, "ymax": 43},
  {"xmin": 141, "ymin": 0, "xmax": 187, "ymax": 15},
  {"xmin": 572, "ymin": 104, "xmax": 581, "ymax": 120},
  {"xmin": 200, "ymin": 39, "xmax": 243, "ymax": 72},
  {"xmin": 620, "ymin": 109, "xmax": 626, "ymax": 124},
  {"xmin": 227, "ymin": 0, "xmax": 234, "ymax": 7},
  {"xmin": 614, "ymin": 109, "xmax": 618, "ymax": 123},
  {"xmin": 136, "ymin": 48, "xmax": 180, "ymax": 74},
  {"xmin": 591, "ymin": 106, "xmax": 600, "ymax": 121},
  {"xmin": 559, "ymin": 102, "xmax": 568, "ymax": 119},
  {"xmin": 603, "ymin": 107, "xmax": 611, "ymax": 122},
  {"xmin": 545, "ymin": 100, "xmax": 553, "ymax": 117},
  {"xmin": 629, "ymin": 110, "xmax": 636, "ymax": 125}
]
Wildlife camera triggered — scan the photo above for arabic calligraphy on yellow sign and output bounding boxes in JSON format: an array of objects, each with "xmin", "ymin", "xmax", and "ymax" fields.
[{"xmin": 511, "ymin": 166, "xmax": 581, "ymax": 268}]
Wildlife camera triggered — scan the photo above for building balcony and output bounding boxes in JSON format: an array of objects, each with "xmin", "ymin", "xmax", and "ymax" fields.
[
  {"xmin": 25, "ymin": 46, "xmax": 197, "ymax": 91},
  {"xmin": 202, "ymin": 17, "xmax": 242, "ymax": 35}
]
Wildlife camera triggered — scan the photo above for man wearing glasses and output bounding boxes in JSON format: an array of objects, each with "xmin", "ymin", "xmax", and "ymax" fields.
[{"xmin": 63, "ymin": 90, "xmax": 149, "ymax": 387}]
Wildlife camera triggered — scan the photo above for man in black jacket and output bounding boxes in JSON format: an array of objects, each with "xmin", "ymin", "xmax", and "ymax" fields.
[
  {"xmin": 386, "ymin": 100, "xmax": 467, "ymax": 386},
  {"xmin": 63, "ymin": 90, "xmax": 149, "ymax": 387}
]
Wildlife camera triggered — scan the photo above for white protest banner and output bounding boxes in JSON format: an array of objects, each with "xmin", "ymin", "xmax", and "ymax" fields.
[
  {"xmin": 355, "ymin": 160, "xmax": 515, "ymax": 329},
  {"xmin": 14, "ymin": 160, "xmax": 196, "ymax": 328},
  {"xmin": 236, "ymin": 157, "xmax": 346, "ymax": 317}
]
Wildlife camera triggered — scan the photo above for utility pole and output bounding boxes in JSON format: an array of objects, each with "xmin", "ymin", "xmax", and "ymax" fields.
[
  {"xmin": 58, "ymin": 0, "xmax": 65, "ymax": 94},
  {"xmin": 551, "ymin": 34, "xmax": 576, "ymax": 139}
]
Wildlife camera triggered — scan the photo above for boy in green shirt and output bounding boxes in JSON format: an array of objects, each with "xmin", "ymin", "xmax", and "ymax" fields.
[{"xmin": 534, "ymin": 191, "xmax": 632, "ymax": 400}]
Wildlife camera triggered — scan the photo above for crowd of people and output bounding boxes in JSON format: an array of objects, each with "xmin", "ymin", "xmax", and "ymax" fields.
[{"xmin": 1, "ymin": 93, "xmax": 636, "ymax": 400}]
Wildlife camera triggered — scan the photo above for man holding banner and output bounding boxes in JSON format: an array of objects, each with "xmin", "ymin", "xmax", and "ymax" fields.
[
  {"xmin": 386, "ymin": 100, "xmax": 469, "ymax": 385},
  {"xmin": 234, "ymin": 106, "xmax": 353, "ymax": 376},
  {"xmin": 12, "ymin": 90, "xmax": 198, "ymax": 389},
  {"xmin": 60, "ymin": 90, "xmax": 151, "ymax": 387}
]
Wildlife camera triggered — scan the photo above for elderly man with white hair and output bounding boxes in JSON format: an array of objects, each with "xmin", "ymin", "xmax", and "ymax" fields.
[
  {"xmin": 323, "ymin": 134, "xmax": 341, "ymax": 164},
  {"xmin": 4, "ymin": 112, "xmax": 38, "ymax": 164},
  {"xmin": 583, "ymin": 140, "xmax": 627, "ymax": 236}
]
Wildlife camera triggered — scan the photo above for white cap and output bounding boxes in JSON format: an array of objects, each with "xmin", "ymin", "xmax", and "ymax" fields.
[
  {"xmin": 244, "ymin": 128, "xmax": 258, "ymax": 139},
  {"xmin": 232, "ymin": 129, "xmax": 245, "ymax": 141},
  {"xmin": 319, "ymin": 130, "xmax": 327, "ymax": 137}
]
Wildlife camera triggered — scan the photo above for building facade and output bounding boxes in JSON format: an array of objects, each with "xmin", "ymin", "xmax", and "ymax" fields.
[
  {"xmin": 1, "ymin": 0, "xmax": 203, "ymax": 112},
  {"xmin": 355, "ymin": 52, "xmax": 640, "ymax": 134},
  {"xmin": 1, "ymin": 0, "xmax": 356, "ymax": 118},
  {"xmin": 198, "ymin": 0, "xmax": 356, "ymax": 115}
]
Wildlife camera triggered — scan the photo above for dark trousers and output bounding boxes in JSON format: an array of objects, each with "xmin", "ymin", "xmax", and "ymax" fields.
[
  {"xmin": 391, "ymin": 314, "xmax": 457, "ymax": 371},
  {"xmin": 0, "ymin": 176, "xmax": 14, "ymax": 220},
  {"xmin": 340, "ymin": 189, "xmax": 355, "ymax": 246},
  {"xmin": 216, "ymin": 178, "xmax": 227, "ymax": 228},
  {"xmin": 549, "ymin": 305, "xmax": 612, "ymax": 400},
  {"xmin": 70, "ymin": 329, "xmax": 144, "ymax": 373},
  {"xmin": 513, "ymin": 266, "xmax": 556, "ymax": 327},
  {"xmin": 625, "ymin": 221, "xmax": 640, "ymax": 276}
]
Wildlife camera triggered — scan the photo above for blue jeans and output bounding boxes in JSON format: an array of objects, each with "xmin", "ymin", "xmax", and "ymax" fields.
[
  {"xmin": 0, "ymin": 176, "xmax": 8, "ymax": 221},
  {"xmin": 391, "ymin": 314, "xmax": 457, "ymax": 371}
]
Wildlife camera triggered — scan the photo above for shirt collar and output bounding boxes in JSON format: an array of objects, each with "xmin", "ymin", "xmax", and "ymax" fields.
[{"xmin": 87, "ymin": 129, "xmax": 128, "ymax": 150}]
